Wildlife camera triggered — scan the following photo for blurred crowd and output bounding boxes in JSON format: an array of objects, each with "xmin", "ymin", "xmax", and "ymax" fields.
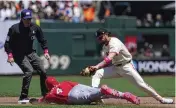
[
  {"xmin": 136, "ymin": 13, "xmax": 175, "ymax": 27},
  {"xmin": 0, "ymin": 1, "xmax": 107, "ymax": 23},
  {"xmin": 0, "ymin": 1, "xmax": 173, "ymax": 59},
  {"xmin": 0, "ymin": 1, "xmax": 174, "ymax": 27},
  {"xmin": 129, "ymin": 42, "xmax": 170, "ymax": 59}
]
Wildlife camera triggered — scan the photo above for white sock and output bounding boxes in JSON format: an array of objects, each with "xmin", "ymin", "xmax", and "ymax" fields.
[
  {"xmin": 118, "ymin": 92, "xmax": 124, "ymax": 98},
  {"xmin": 92, "ymin": 77, "xmax": 100, "ymax": 88}
]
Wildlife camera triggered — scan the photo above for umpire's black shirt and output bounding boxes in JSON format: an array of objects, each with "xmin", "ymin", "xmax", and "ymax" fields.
[{"xmin": 4, "ymin": 21, "xmax": 48, "ymax": 56}]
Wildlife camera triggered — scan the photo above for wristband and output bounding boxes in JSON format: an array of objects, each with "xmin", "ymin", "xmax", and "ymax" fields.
[
  {"xmin": 8, "ymin": 53, "xmax": 13, "ymax": 58},
  {"xmin": 97, "ymin": 57, "xmax": 111, "ymax": 69},
  {"xmin": 104, "ymin": 57, "xmax": 111, "ymax": 64},
  {"xmin": 44, "ymin": 49, "xmax": 49, "ymax": 54}
]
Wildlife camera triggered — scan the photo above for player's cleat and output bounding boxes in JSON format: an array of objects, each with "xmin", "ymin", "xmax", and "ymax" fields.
[
  {"xmin": 160, "ymin": 98, "xmax": 174, "ymax": 104},
  {"xmin": 122, "ymin": 92, "xmax": 140, "ymax": 105},
  {"xmin": 18, "ymin": 98, "xmax": 29, "ymax": 104},
  {"xmin": 100, "ymin": 85, "xmax": 119, "ymax": 97}
]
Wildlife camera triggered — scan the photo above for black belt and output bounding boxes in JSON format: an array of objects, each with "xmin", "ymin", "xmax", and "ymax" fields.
[{"xmin": 115, "ymin": 60, "xmax": 131, "ymax": 66}]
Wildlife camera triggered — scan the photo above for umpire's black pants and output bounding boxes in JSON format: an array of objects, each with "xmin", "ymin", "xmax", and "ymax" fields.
[{"xmin": 14, "ymin": 52, "xmax": 48, "ymax": 99}]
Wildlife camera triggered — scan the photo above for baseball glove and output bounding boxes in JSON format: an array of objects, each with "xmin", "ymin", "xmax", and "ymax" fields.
[{"xmin": 80, "ymin": 66, "xmax": 96, "ymax": 76}]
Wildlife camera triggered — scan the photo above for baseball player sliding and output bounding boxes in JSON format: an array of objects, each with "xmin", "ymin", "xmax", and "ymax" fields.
[
  {"xmin": 30, "ymin": 76, "xmax": 140, "ymax": 105},
  {"xmin": 80, "ymin": 28, "xmax": 173, "ymax": 104}
]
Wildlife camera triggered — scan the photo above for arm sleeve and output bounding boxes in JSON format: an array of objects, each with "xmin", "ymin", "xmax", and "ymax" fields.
[
  {"xmin": 4, "ymin": 27, "xmax": 13, "ymax": 54},
  {"xmin": 36, "ymin": 25, "xmax": 48, "ymax": 50}
]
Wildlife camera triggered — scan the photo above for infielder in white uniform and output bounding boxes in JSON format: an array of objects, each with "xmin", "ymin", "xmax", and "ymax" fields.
[{"xmin": 89, "ymin": 28, "xmax": 173, "ymax": 104}]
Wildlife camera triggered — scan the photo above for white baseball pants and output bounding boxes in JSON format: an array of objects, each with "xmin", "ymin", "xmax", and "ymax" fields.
[{"xmin": 92, "ymin": 62, "xmax": 162, "ymax": 100}]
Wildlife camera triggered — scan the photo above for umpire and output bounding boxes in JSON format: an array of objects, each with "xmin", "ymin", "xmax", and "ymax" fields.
[{"xmin": 4, "ymin": 9, "xmax": 50, "ymax": 104}]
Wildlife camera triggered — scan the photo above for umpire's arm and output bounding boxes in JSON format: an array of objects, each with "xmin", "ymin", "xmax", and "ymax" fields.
[
  {"xmin": 36, "ymin": 25, "xmax": 48, "ymax": 50},
  {"xmin": 4, "ymin": 26, "xmax": 13, "ymax": 54}
]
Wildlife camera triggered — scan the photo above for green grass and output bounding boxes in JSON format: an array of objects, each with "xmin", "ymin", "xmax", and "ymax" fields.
[
  {"xmin": 0, "ymin": 75, "xmax": 175, "ymax": 97},
  {"xmin": 0, "ymin": 105, "xmax": 160, "ymax": 108}
]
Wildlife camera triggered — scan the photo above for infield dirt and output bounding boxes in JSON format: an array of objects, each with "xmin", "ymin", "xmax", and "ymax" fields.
[{"xmin": 0, "ymin": 97, "xmax": 175, "ymax": 108}]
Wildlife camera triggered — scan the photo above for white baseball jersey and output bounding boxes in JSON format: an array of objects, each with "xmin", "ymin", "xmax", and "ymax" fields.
[{"xmin": 102, "ymin": 37, "xmax": 132, "ymax": 65}]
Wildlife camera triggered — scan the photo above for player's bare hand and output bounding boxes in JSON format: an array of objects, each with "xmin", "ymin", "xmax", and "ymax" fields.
[
  {"xmin": 29, "ymin": 98, "xmax": 40, "ymax": 105},
  {"xmin": 7, "ymin": 57, "xmax": 14, "ymax": 63},
  {"xmin": 44, "ymin": 49, "xmax": 50, "ymax": 60},
  {"xmin": 7, "ymin": 53, "xmax": 14, "ymax": 65}
]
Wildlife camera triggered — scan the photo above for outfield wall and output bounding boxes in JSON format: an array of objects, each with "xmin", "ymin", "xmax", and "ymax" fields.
[
  {"xmin": 0, "ymin": 20, "xmax": 23, "ymax": 75},
  {"xmin": 0, "ymin": 17, "xmax": 175, "ymax": 75}
]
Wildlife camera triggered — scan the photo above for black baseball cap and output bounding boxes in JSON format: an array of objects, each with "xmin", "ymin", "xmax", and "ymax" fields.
[
  {"xmin": 21, "ymin": 9, "xmax": 32, "ymax": 19},
  {"xmin": 95, "ymin": 28, "xmax": 109, "ymax": 38}
]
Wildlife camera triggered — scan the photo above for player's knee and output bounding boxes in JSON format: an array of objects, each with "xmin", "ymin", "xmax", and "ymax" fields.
[
  {"xmin": 26, "ymin": 68, "xmax": 34, "ymax": 73},
  {"xmin": 24, "ymin": 67, "xmax": 34, "ymax": 72},
  {"xmin": 24, "ymin": 71, "xmax": 33, "ymax": 77}
]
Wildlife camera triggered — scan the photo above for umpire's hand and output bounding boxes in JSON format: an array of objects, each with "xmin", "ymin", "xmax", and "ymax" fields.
[
  {"xmin": 44, "ymin": 49, "xmax": 50, "ymax": 60},
  {"xmin": 7, "ymin": 53, "xmax": 14, "ymax": 66}
]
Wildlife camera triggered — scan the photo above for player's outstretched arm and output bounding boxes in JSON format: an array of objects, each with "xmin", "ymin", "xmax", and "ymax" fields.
[
  {"xmin": 80, "ymin": 52, "xmax": 116, "ymax": 76},
  {"xmin": 94, "ymin": 52, "xmax": 116, "ymax": 69}
]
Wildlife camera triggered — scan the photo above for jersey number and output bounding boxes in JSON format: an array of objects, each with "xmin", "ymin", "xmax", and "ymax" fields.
[{"xmin": 56, "ymin": 88, "xmax": 63, "ymax": 94}]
